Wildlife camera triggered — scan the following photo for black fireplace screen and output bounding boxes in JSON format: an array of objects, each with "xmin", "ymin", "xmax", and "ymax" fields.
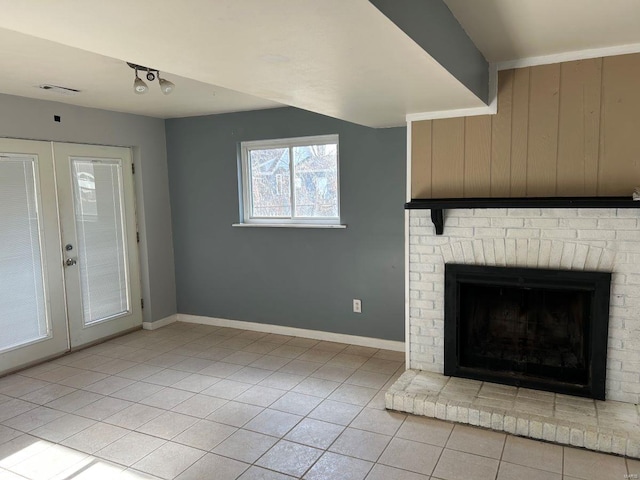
[{"xmin": 444, "ymin": 264, "xmax": 611, "ymax": 399}]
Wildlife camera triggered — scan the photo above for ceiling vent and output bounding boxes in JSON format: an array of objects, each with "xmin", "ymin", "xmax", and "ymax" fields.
[{"xmin": 37, "ymin": 84, "xmax": 81, "ymax": 96}]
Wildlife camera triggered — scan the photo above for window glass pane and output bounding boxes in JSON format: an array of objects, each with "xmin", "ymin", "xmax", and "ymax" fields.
[
  {"xmin": 72, "ymin": 158, "xmax": 129, "ymax": 325},
  {"xmin": 293, "ymin": 143, "xmax": 338, "ymax": 218},
  {"xmin": 250, "ymin": 148, "xmax": 291, "ymax": 217},
  {"xmin": 0, "ymin": 155, "xmax": 48, "ymax": 351}
]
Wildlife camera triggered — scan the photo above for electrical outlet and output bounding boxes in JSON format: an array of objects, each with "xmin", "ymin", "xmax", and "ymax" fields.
[{"xmin": 353, "ymin": 299, "xmax": 362, "ymax": 313}]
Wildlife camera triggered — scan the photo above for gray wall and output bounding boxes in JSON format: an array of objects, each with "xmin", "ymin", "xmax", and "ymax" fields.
[
  {"xmin": 0, "ymin": 93, "xmax": 176, "ymax": 323},
  {"xmin": 166, "ymin": 107, "xmax": 405, "ymax": 341}
]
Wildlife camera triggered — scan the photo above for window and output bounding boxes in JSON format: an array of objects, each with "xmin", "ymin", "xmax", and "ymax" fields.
[{"xmin": 238, "ymin": 135, "xmax": 342, "ymax": 227}]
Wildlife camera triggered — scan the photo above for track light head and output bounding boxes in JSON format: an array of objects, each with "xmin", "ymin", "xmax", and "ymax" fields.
[
  {"xmin": 158, "ymin": 76, "xmax": 175, "ymax": 95},
  {"xmin": 146, "ymin": 70, "xmax": 156, "ymax": 82},
  {"xmin": 133, "ymin": 70, "xmax": 148, "ymax": 94}
]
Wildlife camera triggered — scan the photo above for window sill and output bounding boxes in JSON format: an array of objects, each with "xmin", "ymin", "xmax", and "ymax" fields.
[{"xmin": 232, "ymin": 223, "xmax": 347, "ymax": 229}]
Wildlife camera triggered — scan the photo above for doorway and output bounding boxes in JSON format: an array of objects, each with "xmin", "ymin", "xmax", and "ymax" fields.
[{"xmin": 0, "ymin": 138, "xmax": 142, "ymax": 374}]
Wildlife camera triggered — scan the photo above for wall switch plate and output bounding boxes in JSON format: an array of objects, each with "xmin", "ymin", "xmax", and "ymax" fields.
[{"xmin": 353, "ymin": 299, "xmax": 362, "ymax": 313}]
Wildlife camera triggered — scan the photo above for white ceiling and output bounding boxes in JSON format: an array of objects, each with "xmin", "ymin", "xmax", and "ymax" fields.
[
  {"xmin": 0, "ymin": 28, "xmax": 282, "ymax": 118},
  {"xmin": 0, "ymin": 1, "xmax": 639, "ymax": 126},
  {"xmin": 444, "ymin": 0, "xmax": 640, "ymax": 63},
  {"xmin": 0, "ymin": 0, "xmax": 485, "ymax": 128}
]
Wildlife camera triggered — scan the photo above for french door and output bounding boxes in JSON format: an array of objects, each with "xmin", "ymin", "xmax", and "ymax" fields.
[
  {"xmin": 54, "ymin": 143, "xmax": 141, "ymax": 347},
  {"xmin": 0, "ymin": 139, "xmax": 68, "ymax": 371},
  {"xmin": 0, "ymin": 139, "xmax": 141, "ymax": 374}
]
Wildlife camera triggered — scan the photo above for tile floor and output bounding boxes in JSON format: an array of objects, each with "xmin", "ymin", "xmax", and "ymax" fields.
[{"xmin": 0, "ymin": 322, "xmax": 636, "ymax": 480}]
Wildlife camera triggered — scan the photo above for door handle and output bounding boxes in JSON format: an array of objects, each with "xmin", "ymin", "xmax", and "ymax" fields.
[{"xmin": 65, "ymin": 258, "xmax": 77, "ymax": 267}]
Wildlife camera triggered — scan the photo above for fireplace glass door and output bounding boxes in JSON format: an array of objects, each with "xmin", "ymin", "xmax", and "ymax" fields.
[
  {"xmin": 444, "ymin": 264, "xmax": 611, "ymax": 399},
  {"xmin": 458, "ymin": 284, "xmax": 591, "ymax": 384}
]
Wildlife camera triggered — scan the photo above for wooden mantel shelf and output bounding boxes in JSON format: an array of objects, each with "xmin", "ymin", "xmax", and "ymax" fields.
[{"xmin": 405, "ymin": 196, "xmax": 640, "ymax": 235}]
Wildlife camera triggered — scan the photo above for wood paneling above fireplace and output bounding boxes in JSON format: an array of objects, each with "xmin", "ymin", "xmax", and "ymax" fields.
[{"xmin": 411, "ymin": 53, "xmax": 640, "ymax": 199}]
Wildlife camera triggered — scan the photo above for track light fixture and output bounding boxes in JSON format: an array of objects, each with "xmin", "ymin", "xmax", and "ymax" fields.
[{"xmin": 127, "ymin": 62, "xmax": 175, "ymax": 95}]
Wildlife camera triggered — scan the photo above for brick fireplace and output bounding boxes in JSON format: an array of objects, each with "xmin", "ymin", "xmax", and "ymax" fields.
[
  {"xmin": 387, "ymin": 206, "xmax": 640, "ymax": 456},
  {"xmin": 408, "ymin": 207, "xmax": 640, "ymax": 404}
]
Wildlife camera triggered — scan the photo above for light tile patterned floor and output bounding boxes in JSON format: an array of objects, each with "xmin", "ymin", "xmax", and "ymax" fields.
[{"xmin": 0, "ymin": 322, "xmax": 636, "ymax": 480}]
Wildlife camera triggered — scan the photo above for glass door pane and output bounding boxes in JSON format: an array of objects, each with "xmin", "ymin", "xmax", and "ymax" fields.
[
  {"xmin": 71, "ymin": 158, "xmax": 130, "ymax": 325},
  {"xmin": 0, "ymin": 155, "xmax": 49, "ymax": 350}
]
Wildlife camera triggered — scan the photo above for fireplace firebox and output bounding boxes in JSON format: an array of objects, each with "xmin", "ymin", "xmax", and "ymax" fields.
[{"xmin": 444, "ymin": 264, "xmax": 611, "ymax": 399}]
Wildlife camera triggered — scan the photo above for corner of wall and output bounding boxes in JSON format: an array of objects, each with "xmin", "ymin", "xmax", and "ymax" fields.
[{"xmin": 142, "ymin": 313, "xmax": 178, "ymax": 330}]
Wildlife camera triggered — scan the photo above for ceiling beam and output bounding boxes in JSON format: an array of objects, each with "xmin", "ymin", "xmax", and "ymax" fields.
[{"xmin": 370, "ymin": 0, "xmax": 489, "ymax": 104}]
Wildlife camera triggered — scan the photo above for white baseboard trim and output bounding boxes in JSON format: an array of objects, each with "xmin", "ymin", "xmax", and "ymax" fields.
[
  {"xmin": 143, "ymin": 314, "xmax": 178, "ymax": 330},
  {"xmin": 177, "ymin": 314, "xmax": 405, "ymax": 352}
]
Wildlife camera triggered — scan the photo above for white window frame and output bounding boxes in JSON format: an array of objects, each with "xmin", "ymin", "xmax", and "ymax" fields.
[{"xmin": 237, "ymin": 134, "xmax": 344, "ymax": 228}]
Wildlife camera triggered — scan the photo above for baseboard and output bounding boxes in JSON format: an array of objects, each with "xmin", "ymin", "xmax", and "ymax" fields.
[
  {"xmin": 143, "ymin": 314, "xmax": 178, "ymax": 330},
  {"xmin": 177, "ymin": 314, "xmax": 405, "ymax": 352}
]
